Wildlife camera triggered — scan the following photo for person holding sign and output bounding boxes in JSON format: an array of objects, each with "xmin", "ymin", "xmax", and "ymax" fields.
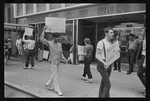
[
  {"xmin": 81, "ymin": 38, "xmax": 94, "ymax": 83},
  {"xmin": 95, "ymin": 27, "xmax": 114, "ymax": 97},
  {"xmin": 40, "ymin": 26, "xmax": 67, "ymax": 96},
  {"xmin": 22, "ymin": 35, "xmax": 36, "ymax": 69}
]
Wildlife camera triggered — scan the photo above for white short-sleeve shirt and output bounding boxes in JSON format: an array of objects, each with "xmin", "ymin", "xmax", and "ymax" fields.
[{"xmin": 96, "ymin": 38, "xmax": 112, "ymax": 60}]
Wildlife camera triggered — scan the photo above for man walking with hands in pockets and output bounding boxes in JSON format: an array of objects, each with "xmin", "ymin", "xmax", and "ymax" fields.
[
  {"xmin": 40, "ymin": 26, "xmax": 68, "ymax": 96},
  {"xmin": 95, "ymin": 27, "xmax": 114, "ymax": 97}
]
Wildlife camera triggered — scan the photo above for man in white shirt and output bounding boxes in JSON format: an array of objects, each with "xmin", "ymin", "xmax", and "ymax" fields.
[
  {"xmin": 22, "ymin": 35, "xmax": 35, "ymax": 69},
  {"xmin": 95, "ymin": 27, "xmax": 114, "ymax": 97},
  {"xmin": 16, "ymin": 36, "xmax": 23, "ymax": 57}
]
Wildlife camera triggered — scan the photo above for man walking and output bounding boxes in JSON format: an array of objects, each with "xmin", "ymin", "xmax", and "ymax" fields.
[
  {"xmin": 22, "ymin": 35, "xmax": 36, "ymax": 69},
  {"xmin": 40, "ymin": 26, "xmax": 67, "ymax": 96},
  {"xmin": 95, "ymin": 27, "xmax": 114, "ymax": 97},
  {"xmin": 126, "ymin": 33, "xmax": 139, "ymax": 75},
  {"xmin": 137, "ymin": 27, "xmax": 146, "ymax": 96}
]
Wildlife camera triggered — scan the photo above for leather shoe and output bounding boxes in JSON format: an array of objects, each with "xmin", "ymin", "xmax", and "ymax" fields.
[{"xmin": 127, "ymin": 72, "xmax": 131, "ymax": 75}]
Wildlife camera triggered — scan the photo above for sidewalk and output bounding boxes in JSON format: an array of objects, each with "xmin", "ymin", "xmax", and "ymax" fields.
[{"xmin": 4, "ymin": 57, "xmax": 145, "ymax": 98}]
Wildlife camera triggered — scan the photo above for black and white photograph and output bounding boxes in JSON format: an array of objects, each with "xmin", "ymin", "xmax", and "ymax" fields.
[{"xmin": 4, "ymin": 3, "xmax": 146, "ymax": 98}]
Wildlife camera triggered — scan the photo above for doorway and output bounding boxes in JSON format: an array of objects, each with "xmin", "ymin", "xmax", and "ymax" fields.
[{"xmin": 82, "ymin": 26, "xmax": 96, "ymax": 61}]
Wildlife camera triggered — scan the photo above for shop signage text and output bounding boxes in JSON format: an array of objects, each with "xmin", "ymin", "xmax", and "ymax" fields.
[{"xmin": 103, "ymin": 4, "xmax": 113, "ymax": 14}]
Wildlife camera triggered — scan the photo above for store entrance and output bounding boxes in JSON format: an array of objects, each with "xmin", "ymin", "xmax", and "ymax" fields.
[
  {"xmin": 82, "ymin": 26, "xmax": 96, "ymax": 61},
  {"xmin": 79, "ymin": 12, "xmax": 145, "ymax": 64},
  {"xmin": 78, "ymin": 20, "xmax": 96, "ymax": 62}
]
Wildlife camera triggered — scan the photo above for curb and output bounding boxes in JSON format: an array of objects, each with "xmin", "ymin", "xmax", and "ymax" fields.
[
  {"xmin": 5, "ymin": 80, "xmax": 40, "ymax": 98},
  {"xmin": 4, "ymin": 80, "xmax": 63, "ymax": 98}
]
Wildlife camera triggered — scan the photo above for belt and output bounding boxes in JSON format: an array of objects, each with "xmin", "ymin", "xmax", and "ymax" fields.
[
  {"xmin": 128, "ymin": 49, "xmax": 136, "ymax": 52},
  {"xmin": 28, "ymin": 49, "xmax": 34, "ymax": 51}
]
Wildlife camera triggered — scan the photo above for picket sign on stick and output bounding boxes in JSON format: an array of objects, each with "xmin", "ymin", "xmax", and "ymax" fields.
[
  {"xmin": 45, "ymin": 17, "xmax": 66, "ymax": 33},
  {"xmin": 24, "ymin": 27, "xmax": 33, "ymax": 35},
  {"xmin": 43, "ymin": 50, "xmax": 49, "ymax": 59},
  {"xmin": 106, "ymin": 40, "xmax": 120, "ymax": 66}
]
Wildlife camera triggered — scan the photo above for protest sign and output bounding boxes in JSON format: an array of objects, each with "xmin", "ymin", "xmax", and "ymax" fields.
[
  {"xmin": 24, "ymin": 27, "xmax": 33, "ymax": 35},
  {"xmin": 43, "ymin": 50, "xmax": 49, "ymax": 59},
  {"xmin": 106, "ymin": 40, "xmax": 120, "ymax": 66},
  {"xmin": 45, "ymin": 17, "xmax": 66, "ymax": 33},
  {"xmin": 78, "ymin": 45, "xmax": 85, "ymax": 61},
  {"xmin": 78, "ymin": 45, "xmax": 84, "ymax": 55}
]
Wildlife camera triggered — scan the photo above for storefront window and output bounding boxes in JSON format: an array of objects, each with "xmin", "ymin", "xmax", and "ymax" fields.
[
  {"xmin": 37, "ymin": 3, "xmax": 46, "ymax": 12},
  {"xmin": 50, "ymin": 3, "xmax": 62, "ymax": 10},
  {"xmin": 17, "ymin": 4, "xmax": 23, "ymax": 16},
  {"xmin": 26, "ymin": 4, "xmax": 33, "ymax": 14}
]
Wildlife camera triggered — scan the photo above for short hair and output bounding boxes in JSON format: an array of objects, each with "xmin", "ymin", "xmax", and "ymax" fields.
[
  {"xmin": 135, "ymin": 36, "xmax": 139, "ymax": 39},
  {"xmin": 29, "ymin": 36, "xmax": 34, "ymax": 40},
  {"xmin": 129, "ymin": 33, "xmax": 135, "ymax": 37},
  {"xmin": 104, "ymin": 27, "xmax": 113, "ymax": 34},
  {"xmin": 52, "ymin": 33, "xmax": 59, "ymax": 38},
  {"xmin": 84, "ymin": 38, "xmax": 91, "ymax": 44}
]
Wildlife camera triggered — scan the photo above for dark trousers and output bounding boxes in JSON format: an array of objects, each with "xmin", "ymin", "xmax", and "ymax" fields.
[
  {"xmin": 8, "ymin": 48, "xmax": 11, "ymax": 59},
  {"xmin": 82, "ymin": 57, "xmax": 93, "ymax": 79},
  {"xmin": 127, "ymin": 50, "xmax": 136, "ymax": 72},
  {"xmin": 25, "ymin": 50, "xmax": 35, "ymax": 67},
  {"xmin": 137, "ymin": 55, "xmax": 146, "ymax": 88},
  {"xmin": 97, "ymin": 61, "xmax": 112, "ymax": 98},
  {"xmin": 114, "ymin": 57, "xmax": 121, "ymax": 70}
]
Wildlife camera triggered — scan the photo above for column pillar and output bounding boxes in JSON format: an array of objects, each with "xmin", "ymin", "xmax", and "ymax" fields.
[
  {"xmin": 13, "ymin": 4, "xmax": 17, "ymax": 18},
  {"xmin": 73, "ymin": 19, "xmax": 79, "ymax": 65},
  {"xmin": 5, "ymin": 4, "xmax": 9, "ymax": 23},
  {"xmin": 46, "ymin": 3, "xmax": 50, "ymax": 11},
  {"xmin": 33, "ymin": 4, "xmax": 37, "ymax": 14},
  {"xmin": 62, "ymin": 3, "xmax": 65, "ymax": 8},
  {"xmin": 23, "ymin": 3, "xmax": 26, "ymax": 15}
]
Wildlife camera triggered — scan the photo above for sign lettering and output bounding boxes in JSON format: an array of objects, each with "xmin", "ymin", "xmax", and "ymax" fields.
[
  {"xmin": 106, "ymin": 40, "xmax": 120, "ymax": 66},
  {"xmin": 103, "ymin": 5, "xmax": 113, "ymax": 13}
]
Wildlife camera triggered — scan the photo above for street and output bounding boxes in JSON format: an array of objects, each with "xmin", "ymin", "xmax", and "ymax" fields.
[{"xmin": 4, "ymin": 57, "xmax": 145, "ymax": 98}]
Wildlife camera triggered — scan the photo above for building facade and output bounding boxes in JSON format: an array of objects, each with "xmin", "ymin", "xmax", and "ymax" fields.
[
  {"xmin": 4, "ymin": 3, "xmax": 16, "ymax": 23},
  {"xmin": 13, "ymin": 3, "xmax": 146, "ymax": 64}
]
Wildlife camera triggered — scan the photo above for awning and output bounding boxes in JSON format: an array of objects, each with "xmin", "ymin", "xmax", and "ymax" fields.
[
  {"xmin": 4, "ymin": 23, "xmax": 34, "ymax": 31},
  {"xmin": 4, "ymin": 23, "xmax": 34, "ymax": 28}
]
